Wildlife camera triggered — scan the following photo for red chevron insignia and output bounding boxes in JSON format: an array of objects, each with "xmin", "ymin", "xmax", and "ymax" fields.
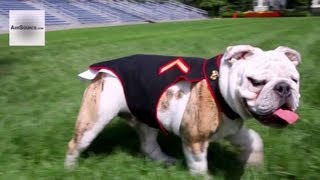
[{"xmin": 158, "ymin": 58, "xmax": 190, "ymax": 75}]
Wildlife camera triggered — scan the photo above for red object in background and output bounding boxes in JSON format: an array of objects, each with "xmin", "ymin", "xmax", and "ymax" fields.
[
  {"xmin": 244, "ymin": 11, "xmax": 281, "ymax": 18},
  {"xmin": 233, "ymin": 12, "xmax": 238, "ymax": 18}
]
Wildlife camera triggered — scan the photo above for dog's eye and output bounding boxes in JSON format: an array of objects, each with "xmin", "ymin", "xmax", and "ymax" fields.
[
  {"xmin": 248, "ymin": 77, "xmax": 266, "ymax": 87},
  {"xmin": 292, "ymin": 78, "xmax": 298, "ymax": 83}
]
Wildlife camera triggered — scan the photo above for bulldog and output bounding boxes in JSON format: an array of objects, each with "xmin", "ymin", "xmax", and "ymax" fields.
[{"xmin": 64, "ymin": 45, "xmax": 301, "ymax": 176}]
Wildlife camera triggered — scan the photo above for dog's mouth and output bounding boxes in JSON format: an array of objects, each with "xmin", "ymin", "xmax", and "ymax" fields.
[{"xmin": 247, "ymin": 103, "xmax": 299, "ymax": 128}]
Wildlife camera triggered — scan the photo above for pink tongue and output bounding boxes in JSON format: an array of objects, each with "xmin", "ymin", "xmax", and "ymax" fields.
[{"xmin": 273, "ymin": 109, "xmax": 299, "ymax": 124}]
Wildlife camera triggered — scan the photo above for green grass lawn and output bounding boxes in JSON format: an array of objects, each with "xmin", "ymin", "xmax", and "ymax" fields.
[{"xmin": 0, "ymin": 17, "xmax": 320, "ymax": 179}]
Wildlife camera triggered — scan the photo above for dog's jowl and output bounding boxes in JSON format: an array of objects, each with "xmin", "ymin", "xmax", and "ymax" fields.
[{"xmin": 65, "ymin": 45, "xmax": 301, "ymax": 176}]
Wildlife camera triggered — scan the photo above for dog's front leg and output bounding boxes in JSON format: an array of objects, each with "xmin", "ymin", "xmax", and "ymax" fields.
[
  {"xmin": 226, "ymin": 127, "xmax": 264, "ymax": 166},
  {"xmin": 182, "ymin": 141, "xmax": 209, "ymax": 176},
  {"xmin": 179, "ymin": 80, "xmax": 219, "ymax": 177}
]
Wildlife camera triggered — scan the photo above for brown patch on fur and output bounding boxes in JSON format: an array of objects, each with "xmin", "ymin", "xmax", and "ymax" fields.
[
  {"xmin": 71, "ymin": 73, "xmax": 104, "ymax": 146},
  {"xmin": 158, "ymin": 89, "xmax": 174, "ymax": 112},
  {"xmin": 190, "ymin": 141, "xmax": 209, "ymax": 154},
  {"xmin": 180, "ymin": 80, "xmax": 221, "ymax": 148},
  {"xmin": 67, "ymin": 138, "xmax": 77, "ymax": 154},
  {"xmin": 175, "ymin": 90, "xmax": 183, "ymax": 99}
]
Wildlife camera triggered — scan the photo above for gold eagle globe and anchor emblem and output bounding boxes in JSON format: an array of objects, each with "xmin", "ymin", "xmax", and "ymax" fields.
[{"xmin": 210, "ymin": 70, "xmax": 219, "ymax": 80}]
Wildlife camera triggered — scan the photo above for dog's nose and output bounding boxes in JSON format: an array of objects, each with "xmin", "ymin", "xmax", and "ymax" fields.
[{"xmin": 274, "ymin": 82, "xmax": 291, "ymax": 97}]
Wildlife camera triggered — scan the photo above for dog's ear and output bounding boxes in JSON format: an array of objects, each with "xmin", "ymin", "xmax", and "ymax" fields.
[
  {"xmin": 275, "ymin": 46, "xmax": 301, "ymax": 66},
  {"xmin": 224, "ymin": 45, "xmax": 257, "ymax": 64}
]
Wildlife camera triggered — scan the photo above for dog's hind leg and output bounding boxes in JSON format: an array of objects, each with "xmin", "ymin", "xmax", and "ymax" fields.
[
  {"xmin": 133, "ymin": 121, "xmax": 177, "ymax": 165},
  {"xmin": 65, "ymin": 74, "xmax": 129, "ymax": 169}
]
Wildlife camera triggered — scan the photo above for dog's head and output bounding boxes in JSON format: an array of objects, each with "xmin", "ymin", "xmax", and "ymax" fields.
[{"xmin": 220, "ymin": 45, "xmax": 301, "ymax": 127}]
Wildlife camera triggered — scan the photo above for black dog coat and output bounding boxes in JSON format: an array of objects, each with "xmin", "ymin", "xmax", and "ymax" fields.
[{"xmin": 89, "ymin": 54, "xmax": 239, "ymax": 134}]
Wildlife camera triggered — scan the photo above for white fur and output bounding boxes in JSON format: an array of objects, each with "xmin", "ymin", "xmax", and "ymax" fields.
[
  {"xmin": 183, "ymin": 143, "xmax": 208, "ymax": 175},
  {"xmin": 79, "ymin": 75, "xmax": 129, "ymax": 148},
  {"xmin": 220, "ymin": 45, "xmax": 300, "ymax": 118},
  {"xmin": 65, "ymin": 150, "xmax": 79, "ymax": 168},
  {"xmin": 157, "ymin": 81, "xmax": 191, "ymax": 135},
  {"xmin": 78, "ymin": 69, "xmax": 117, "ymax": 80}
]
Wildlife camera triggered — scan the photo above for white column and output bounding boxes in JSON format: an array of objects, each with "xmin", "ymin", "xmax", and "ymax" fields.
[
  {"xmin": 311, "ymin": 0, "xmax": 320, "ymax": 8},
  {"xmin": 254, "ymin": 0, "xmax": 269, "ymax": 11}
]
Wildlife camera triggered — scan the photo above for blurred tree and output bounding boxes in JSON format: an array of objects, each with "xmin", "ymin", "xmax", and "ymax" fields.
[
  {"xmin": 198, "ymin": 0, "xmax": 228, "ymax": 15},
  {"xmin": 228, "ymin": 0, "xmax": 252, "ymax": 11},
  {"xmin": 286, "ymin": 0, "xmax": 311, "ymax": 9}
]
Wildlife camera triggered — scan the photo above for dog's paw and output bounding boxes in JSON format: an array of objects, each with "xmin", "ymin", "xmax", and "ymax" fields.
[
  {"xmin": 246, "ymin": 151, "xmax": 263, "ymax": 167},
  {"xmin": 163, "ymin": 156, "xmax": 178, "ymax": 166},
  {"xmin": 64, "ymin": 161, "xmax": 77, "ymax": 171},
  {"xmin": 239, "ymin": 151, "xmax": 263, "ymax": 167},
  {"xmin": 64, "ymin": 153, "xmax": 79, "ymax": 170}
]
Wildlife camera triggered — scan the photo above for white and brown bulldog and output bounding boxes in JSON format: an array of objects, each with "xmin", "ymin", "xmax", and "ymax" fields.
[{"xmin": 65, "ymin": 45, "xmax": 301, "ymax": 176}]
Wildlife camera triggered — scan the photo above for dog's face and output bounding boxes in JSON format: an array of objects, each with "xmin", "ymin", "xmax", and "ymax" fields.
[{"xmin": 220, "ymin": 45, "xmax": 301, "ymax": 127}]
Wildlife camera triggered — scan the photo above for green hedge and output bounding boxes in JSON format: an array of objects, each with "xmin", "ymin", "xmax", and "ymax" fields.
[
  {"xmin": 221, "ymin": 12, "xmax": 244, "ymax": 18},
  {"xmin": 280, "ymin": 10, "xmax": 311, "ymax": 17}
]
